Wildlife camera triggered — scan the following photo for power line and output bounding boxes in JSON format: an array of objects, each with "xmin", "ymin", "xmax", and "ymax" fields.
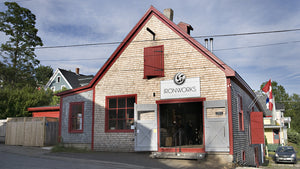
[
  {"xmin": 39, "ymin": 39, "xmax": 300, "ymax": 62},
  {"xmin": 35, "ymin": 28, "xmax": 300, "ymax": 50}
]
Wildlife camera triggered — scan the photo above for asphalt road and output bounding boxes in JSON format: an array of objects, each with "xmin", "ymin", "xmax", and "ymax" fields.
[{"xmin": 0, "ymin": 144, "xmax": 299, "ymax": 169}]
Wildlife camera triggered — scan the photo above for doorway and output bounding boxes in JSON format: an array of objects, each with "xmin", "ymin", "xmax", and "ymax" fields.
[{"xmin": 159, "ymin": 102, "xmax": 203, "ymax": 149}]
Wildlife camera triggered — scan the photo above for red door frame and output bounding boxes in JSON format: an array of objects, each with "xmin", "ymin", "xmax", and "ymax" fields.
[
  {"xmin": 156, "ymin": 98, "xmax": 206, "ymax": 153},
  {"xmin": 273, "ymin": 129, "xmax": 280, "ymax": 144}
]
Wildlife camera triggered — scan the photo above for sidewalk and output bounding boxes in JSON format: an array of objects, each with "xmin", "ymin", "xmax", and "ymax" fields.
[{"xmin": 0, "ymin": 144, "xmax": 257, "ymax": 169}]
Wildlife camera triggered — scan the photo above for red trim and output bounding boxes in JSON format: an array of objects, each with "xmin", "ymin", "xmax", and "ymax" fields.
[
  {"xmin": 159, "ymin": 148, "xmax": 206, "ymax": 153},
  {"xmin": 56, "ymin": 6, "xmax": 235, "ymax": 97},
  {"xmin": 156, "ymin": 98, "xmax": 206, "ymax": 104},
  {"xmin": 58, "ymin": 96, "xmax": 63, "ymax": 143},
  {"xmin": 91, "ymin": 89, "xmax": 95, "ymax": 150},
  {"xmin": 266, "ymin": 116, "xmax": 272, "ymax": 118},
  {"xmin": 227, "ymin": 78, "xmax": 234, "ymax": 155},
  {"xmin": 68, "ymin": 102, "xmax": 84, "ymax": 133},
  {"xmin": 273, "ymin": 129, "xmax": 280, "ymax": 144},
  {"xmin": 105, "ymin": 94, "xmax": 137, "ymax": 133},
  {"xmin": 28, "ymin": 106, "xmax": 59, "ymax": 111},
  {"xmin": 238, "ymin": 95, "xmax": 245, "ymax": 131},
  {"xmin": 156, "ymin": 97, "xmax": 206, "ymax": 153}
]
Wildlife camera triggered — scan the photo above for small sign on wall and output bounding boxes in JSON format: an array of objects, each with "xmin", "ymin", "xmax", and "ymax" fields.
[{"xmin": 160, "ymin": 73, "xmax": 200, "ymax": 99}]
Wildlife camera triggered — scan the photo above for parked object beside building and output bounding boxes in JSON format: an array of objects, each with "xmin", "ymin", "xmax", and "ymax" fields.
[
  {"xmin": 28, "ymin": 106, "xmax": 60, "ymax": 118},
  {"xmin": 5, "ymin": 117, "xmax": 58, "ymax": 146},
  {"xmin": 57, "ymin": 6, "xmax": 265, "ymax": 167},
  {"xmin": 45, "ymin": 68, "xmax": 94, "ymax": 92}
]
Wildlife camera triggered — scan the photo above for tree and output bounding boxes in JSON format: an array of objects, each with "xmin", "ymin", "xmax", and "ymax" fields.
[
  {"xmin": 260, "ymin": 80, "xmax": 289, "ymax": 103},
  {"xmin": 35, "ymin": 65, "xmax": 53, "ymax": 86},
  {"xmin": 0, "ymin": 2, "xmax": 43, "ymax": 88},
  {"xmin": 260, "ymin": 81, "xmax": 300, "ymax": 133},
  {"xmin": 0, "ymin": 86, "xmax": 53, "ymax": 118}
]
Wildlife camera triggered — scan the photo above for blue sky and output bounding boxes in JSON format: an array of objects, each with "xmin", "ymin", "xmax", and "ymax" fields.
[{"xmin": 1, "ymin": 0, "xmax": 300, "ymax": 95}]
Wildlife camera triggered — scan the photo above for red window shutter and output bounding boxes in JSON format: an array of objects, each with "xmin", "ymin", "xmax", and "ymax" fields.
[
  {"xmin": 250, "ymin": 112, "xmax": 264, "ymax": 144},
  {"xmin": 144, "ymin": 45, "xmax": 164, "ymax": 78}
]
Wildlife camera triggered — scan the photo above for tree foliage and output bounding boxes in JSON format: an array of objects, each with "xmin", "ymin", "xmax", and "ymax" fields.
[
  {"xmin": 35, "ymin": 65, "xmax": 53, "ymax": 86},
  {"xmin": 0, "ymin": 2, "xmax": 57, "ymax": 119},
  {"xmin": 260, "ymin": 81, "xmax": 300, "ymax": 133},
  {"xmin": 0, "ymin": 2, "xmax": 43, "ymax": 88},
  {"xmin": 0, "ymin": 86, "xmax": 53, "ymax": 118}
]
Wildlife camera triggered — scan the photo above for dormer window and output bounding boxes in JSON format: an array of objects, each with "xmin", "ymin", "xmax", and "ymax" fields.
[{"xmin": 144, "ymin": 45, "xmax": 164, "ymax": 79}]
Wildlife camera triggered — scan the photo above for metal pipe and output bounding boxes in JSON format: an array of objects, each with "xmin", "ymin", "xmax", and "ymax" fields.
[
  {"xmin": 204, "ymin": 39, "xmax": 208, "ymax": 49},
  {"xmin": 210, "ymin": 38, "xmax": 213, "ymax": 53}
]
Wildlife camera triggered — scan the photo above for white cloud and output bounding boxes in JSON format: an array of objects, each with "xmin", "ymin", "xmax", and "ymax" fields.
[{"xmin": 1, "ymin": 0, "xmax": 300, "ymax": 94}]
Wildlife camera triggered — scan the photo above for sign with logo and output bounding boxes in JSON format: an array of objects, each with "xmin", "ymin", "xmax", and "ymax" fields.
[{"xmin": 161, "ymin": 73, "xmax": 200, "ymax": 99}]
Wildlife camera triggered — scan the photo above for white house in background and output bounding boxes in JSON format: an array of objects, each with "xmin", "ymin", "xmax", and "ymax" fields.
[
  {"xmin": 45, "ymin": 68, "xmax": 93, "ymax": 92},
  {"xmin": 259, "ymin": 90, "xmax": 291, "ymax": 145}
]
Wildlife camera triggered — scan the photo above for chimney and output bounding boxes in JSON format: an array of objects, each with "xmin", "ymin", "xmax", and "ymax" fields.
[
  {"xmin": 163, "ymin": 8, "xmax": 174, "ymax": 21},
  {"xmin": 76, "ymin": 68, "xmax": 80, "ymax": 75},
  {"xmin": 178, "ymin": 22, "xmax": 193, "ymax": 35}
]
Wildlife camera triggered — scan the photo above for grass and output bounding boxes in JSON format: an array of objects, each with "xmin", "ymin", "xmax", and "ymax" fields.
[{"xmin": 51, "ymin": 144, "xmax": 91, "ymax": 153}]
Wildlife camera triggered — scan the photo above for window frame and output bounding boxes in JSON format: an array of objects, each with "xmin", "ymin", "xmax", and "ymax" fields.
[
  {"xmin": 144, "ymin": 45, "xmax": 164, "ymax": 79},
  {"xmin": 105, "ymin": 94, "xmax": 137, "ymax": 133},
  {"xmin": 68, "ymin": 102, "xmax": 84, "ymax": 133},
  {"xmin": 242, "ymin": 150, "xmax": 246, "ymax": 162},
  {"xmin": 238, "ymin": 95, "xmax": 245, "ymax": 131}
]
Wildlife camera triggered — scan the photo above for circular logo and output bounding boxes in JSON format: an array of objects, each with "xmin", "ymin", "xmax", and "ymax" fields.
[{"xmin": 174, "ymin": 72, "xmax": 186, "ymax": 85}]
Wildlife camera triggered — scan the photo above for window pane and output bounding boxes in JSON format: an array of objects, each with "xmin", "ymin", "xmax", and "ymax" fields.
[
  {"xmin": 109, "ymin": 110, "xmax": 116, "ymax": 119},
  {"xmin": 109, "ymin": 99, "xmax": 117, "ymax": 108},
  {"xmin": 127, "ymin": 109, "xmax": 134, "ymax": 118},
  {"xmin": 118, "ymin": 98, "xmax": 126, "ymax": 108},
  {"xmin": 118, "ymin": 109, "xmax": 125, "ymax": 118},
  {"xmin": 127, "ymin": 97, "xmax": 135, "ymax": 107},
  {"xmin": 118, "ymin": 120, "xmax": 125, "ymax": 129},
  {"xmin": 109, "ymin": 120, "xmax": 116, "ymax": 130},
  {"xmin": 126, "ymin": 119, "xmax": 134, "ymax": 129}
]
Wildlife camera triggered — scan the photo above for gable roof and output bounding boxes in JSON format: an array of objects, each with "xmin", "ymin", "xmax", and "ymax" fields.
[
  {"xmin": 57, "ymin": 6, "xmax": 256, "ymax": 101},
  {"xmin": 46, "ymin": 68, "xmax": 93, "ymax": 90}
]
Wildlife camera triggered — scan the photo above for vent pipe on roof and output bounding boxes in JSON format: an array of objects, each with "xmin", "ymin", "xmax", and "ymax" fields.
[
  {"xmin": 163, "ymin": 8, "xmax": 174, "ymax": 21},
  {"xmin": 210, "ymin": 38, "xmax": 213, "ymax": 53},
  {"xmin": 204, "ymin": 39, "xmax": 208, "ymax": 49}
]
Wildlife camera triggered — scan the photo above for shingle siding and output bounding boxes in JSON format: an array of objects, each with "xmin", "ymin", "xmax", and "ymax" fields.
[
  {"xmin": 93, "ymin": 14, "xmax": 228, "ymax": 151},
  {"xmin": 60, "ymin": 90, "xmax": 93, "ymax": 148},
  {"xmin": 230, "ymin": 79, "xmax": 262, "ymax": 167}
]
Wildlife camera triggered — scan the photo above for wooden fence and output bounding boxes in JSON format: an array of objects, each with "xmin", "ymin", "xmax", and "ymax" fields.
[
  {"xmin": 0, "ymin": 119, "xmax": 6, "ymax": 143},
  {"xmin": 5, "ymin": 117, "xmax": 58, "ymax": 146}
]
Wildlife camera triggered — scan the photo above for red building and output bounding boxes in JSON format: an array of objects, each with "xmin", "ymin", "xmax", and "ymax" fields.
[{"xmin": 28, "ymin": 106, "xmax": 60, "ymax": 118}]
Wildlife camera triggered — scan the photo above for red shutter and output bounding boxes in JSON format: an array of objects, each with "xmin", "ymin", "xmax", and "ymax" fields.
[
  {"xmin": 144, "ymin": 45, "xmax": 164, "ymax": 78},
  {"xmin": 250, "ymin": 112, "xmax": 264, "ymax": 144}
]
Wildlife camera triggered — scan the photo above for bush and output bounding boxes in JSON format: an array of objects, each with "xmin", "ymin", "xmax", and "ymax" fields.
[{"xmin": 287, "ymin": 128, "xmax": 300, "ymax": 144}]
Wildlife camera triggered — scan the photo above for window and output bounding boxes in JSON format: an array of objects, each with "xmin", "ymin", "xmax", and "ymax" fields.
[
  {"xmin": 144, "ymin": 45, "xmax": 164, "ymax": 78},
  {"xmin": 242, "ymin": 150, "xmax": 246, "ymax": 161},
  {"xmin": 238, "ymin": 95, "xmax": 244, "ymax": 131},
  {"xmin": 57, "ymin": 76, "xmax": 61, "ymax": 83},
  {"xmin": 69, "ymin": 102, "xmax": 84, "ymax": 133},
  {"xmin": 106, "ymin": 95, "xmax": 136, "ymax": 132}
]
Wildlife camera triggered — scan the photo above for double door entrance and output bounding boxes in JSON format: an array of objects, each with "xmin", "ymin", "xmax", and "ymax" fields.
[{"xmin": 134, "ymin": 100, "xmax": 206, "ymax": 152}]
